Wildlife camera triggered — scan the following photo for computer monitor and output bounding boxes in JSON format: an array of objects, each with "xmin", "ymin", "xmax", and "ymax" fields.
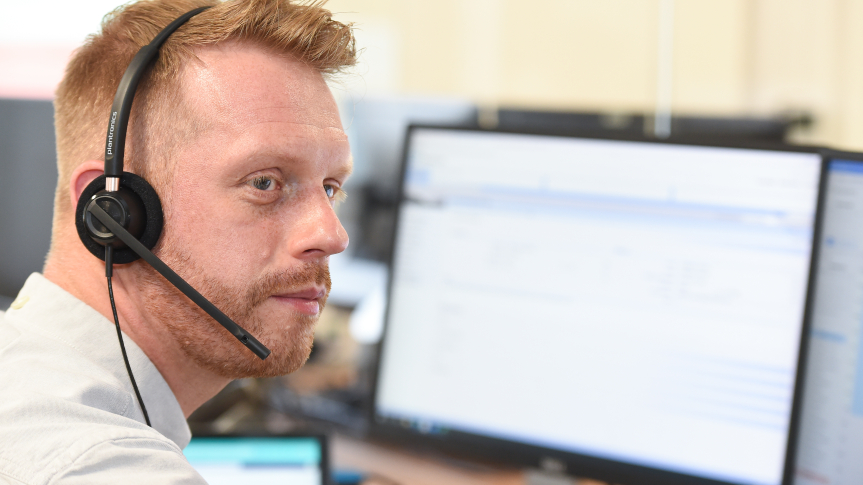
[
  {"xmin": 372, "ymin": 126, "xmax": 824, "ymax": 485},
  {"xmin": 795, "ymin": 152, "xmax": 863, "ymax": 485}
]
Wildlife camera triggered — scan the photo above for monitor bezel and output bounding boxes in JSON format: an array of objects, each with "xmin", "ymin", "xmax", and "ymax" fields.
[
  {"xmin": 821, "ymin": 148, "xmax": 863, "ymax": 164},
  {"xmin": 369, "ymin": 125, "xmax": 829, "ymax": 485}
]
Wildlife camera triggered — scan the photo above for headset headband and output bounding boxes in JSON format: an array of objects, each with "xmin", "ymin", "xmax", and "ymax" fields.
[{"xmin": 103, "ymin": 6, "xmax": 210, "ymax": 191}]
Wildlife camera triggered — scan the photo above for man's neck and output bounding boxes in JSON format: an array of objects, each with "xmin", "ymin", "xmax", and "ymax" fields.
[{"xmin": 44, "ymin": 232, "xmax": 231, "ymax": 417}]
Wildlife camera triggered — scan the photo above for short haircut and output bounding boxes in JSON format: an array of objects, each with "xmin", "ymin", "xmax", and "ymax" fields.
[{"xmin": 51, "ymin": 0, "xmax": 356, "ymax": 250}]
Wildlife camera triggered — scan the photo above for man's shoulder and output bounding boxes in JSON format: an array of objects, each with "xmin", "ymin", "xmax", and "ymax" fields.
[
  {"xmin": 0, "ymin": 390, "xmax": 204, "ymax": 485},
  {"xmin": 0, "ymin": 281, "xmax": 202, "ymax": 484},
  {"xmin": 0, "ymin": 433, "xmax": 205, "ymax": 485}
]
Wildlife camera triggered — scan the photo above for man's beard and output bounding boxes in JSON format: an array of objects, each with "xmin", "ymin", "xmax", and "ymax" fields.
[{"xmin": 134, "ymin": 244, "xmax": 331, "ymax": 379}]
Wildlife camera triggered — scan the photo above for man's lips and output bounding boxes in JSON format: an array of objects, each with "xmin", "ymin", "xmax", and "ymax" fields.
[{"xmin": 270, "ymin": 287, "xmax": 326, "ymax": 315}]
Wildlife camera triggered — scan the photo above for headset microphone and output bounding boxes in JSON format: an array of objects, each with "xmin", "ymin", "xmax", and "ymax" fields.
[{"xmin": 74, "ymin": 7, "xmax": 271, "ymax": 425}]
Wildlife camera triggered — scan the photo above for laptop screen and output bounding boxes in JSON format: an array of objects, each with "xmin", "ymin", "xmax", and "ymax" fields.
[{"xmin": 183, "ymin": 436, "xmax": 326, "ymax": 485}]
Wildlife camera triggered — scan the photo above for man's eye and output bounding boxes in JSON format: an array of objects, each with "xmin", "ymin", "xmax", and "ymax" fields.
[
  {"xmin": 325, "ymin": 184, "xmax": 347, "ymax": 205},
  {"xmin": 250, "ymin": 176, "xmax": 276, "ymax": 191}
]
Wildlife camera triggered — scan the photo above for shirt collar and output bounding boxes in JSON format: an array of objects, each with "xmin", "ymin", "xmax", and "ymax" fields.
[{"xmin": 10, "ymin": 273, "xmax": 192, "ymax": 449}]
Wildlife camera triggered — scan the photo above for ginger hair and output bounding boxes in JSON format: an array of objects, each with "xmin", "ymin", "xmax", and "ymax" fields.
[{"xmin": 50, "ymin": 0, "xmax": 355, "ymax": 253}]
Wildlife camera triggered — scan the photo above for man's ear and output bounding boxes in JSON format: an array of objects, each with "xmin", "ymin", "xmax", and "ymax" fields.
[{"xmin": 70, "ymin": 160, "xmax": 105, "ymax": 208}]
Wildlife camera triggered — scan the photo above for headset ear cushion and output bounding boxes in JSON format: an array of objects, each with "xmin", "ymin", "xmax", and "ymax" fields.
[{"xmin": 75, "ymin": 172, "xmax": 163, "ymax": 264}]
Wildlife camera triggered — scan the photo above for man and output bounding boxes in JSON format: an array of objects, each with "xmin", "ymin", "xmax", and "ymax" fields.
[{"xmin": 0, "ymin": 0, "xmax": 355, "ymax": 482}]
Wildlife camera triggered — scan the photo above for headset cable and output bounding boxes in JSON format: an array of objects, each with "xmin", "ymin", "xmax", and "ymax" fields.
[{"xmin": 106, "ymin": 245, "xmax": 151, "ymax": 426}]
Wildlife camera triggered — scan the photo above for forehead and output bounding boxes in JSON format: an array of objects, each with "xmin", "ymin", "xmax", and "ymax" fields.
[
  {"xmin": 180, "ymin": 42, "xmax": 344, "ymax": 135},
  {"xmin": 168, "ymin": 42, "xmax": 351, "ymax": 183}
]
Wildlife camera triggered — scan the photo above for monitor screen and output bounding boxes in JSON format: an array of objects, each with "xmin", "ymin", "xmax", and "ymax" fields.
[
  {"xmin": 183, "ymin": 436, "xmax": 326, "ymax": 485},
  {"xmin": 795, "ymin": 157, "xmax": 863, "ymax": 485},
  {"xmin": 374, "ymin": 127, "xmax": 823, "ymax": 485}
]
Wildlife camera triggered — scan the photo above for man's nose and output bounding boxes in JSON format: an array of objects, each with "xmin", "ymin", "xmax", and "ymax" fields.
[{"xmin": 289, "ymin": 192, "xmax": 349, "ymax": 260}]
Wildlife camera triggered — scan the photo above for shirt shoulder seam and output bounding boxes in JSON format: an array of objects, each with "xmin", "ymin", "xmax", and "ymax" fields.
[
  {"xmin": 47, "ymin": 435, "xmax": 187, "ymax": 484},
  {"xmin": 0, "ymin": 457, "xmax": 33, "ymax": 484}
]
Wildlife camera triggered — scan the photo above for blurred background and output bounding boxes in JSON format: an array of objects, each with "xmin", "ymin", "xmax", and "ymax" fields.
[
  {"xmin": 4, "ymin": 0, "xmax": 863, "ymax": 145},
  {"xmin": 326, "ymin": 0, "xmax": 863, "ymax": 149},
  {"xmin": 1, "ymin": 0, "xmax": 861, "ymax": 450}
]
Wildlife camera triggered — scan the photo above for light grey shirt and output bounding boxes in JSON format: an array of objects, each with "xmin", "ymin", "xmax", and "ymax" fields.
[{"xmin": 0, "ymin": 273, "xmax": 206, "ymax": 484}]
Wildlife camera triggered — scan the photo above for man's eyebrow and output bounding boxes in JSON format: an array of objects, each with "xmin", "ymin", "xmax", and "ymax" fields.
[{"xmin": 332, "ymin": 159, "xmax": 353, "ymax": 180}]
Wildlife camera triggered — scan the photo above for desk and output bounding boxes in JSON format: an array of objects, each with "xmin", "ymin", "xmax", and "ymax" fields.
[{"xmin": 331, "ymin": 434, "xmax": 607, "ymax": 485}]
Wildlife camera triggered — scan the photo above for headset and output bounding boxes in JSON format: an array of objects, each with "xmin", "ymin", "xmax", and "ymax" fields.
[{"xmin": 75, "ymin": 7, "xmax": 271, "ymax": 427}]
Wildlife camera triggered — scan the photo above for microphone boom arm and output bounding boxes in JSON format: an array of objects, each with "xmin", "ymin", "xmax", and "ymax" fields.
[{"xmin": 88, "ymin": 203, "xmax": 271, "ymax": 360}]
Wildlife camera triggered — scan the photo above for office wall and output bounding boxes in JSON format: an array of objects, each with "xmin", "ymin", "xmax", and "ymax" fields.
[
  {"xmin": 5, "ymin": 1, "xmax": 863, "ymax": 149},
  {"xmin": 326, "ymin": 0, "xmax": 863, "ymax": 150}
]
